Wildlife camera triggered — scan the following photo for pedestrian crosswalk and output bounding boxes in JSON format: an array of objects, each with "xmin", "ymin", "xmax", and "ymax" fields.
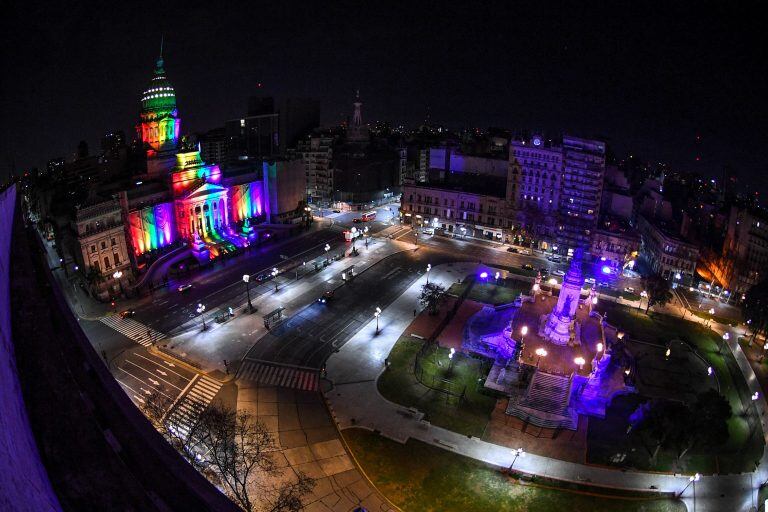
[
  {"xmin": 239, "ymin": 360, "xmax": 319, "ymax": 391},
  {"xmin": 165, "ymin": 375, "xmax": 222, "ymax": 437},
  {"xmin": 101, "ymin": 315, "xmax": 166, "ymax": 347}
]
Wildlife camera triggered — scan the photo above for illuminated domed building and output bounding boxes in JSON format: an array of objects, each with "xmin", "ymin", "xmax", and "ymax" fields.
[
  {"xmin": 138, "ymin": 53, "xmax": 182, "ymax": 177},
  {"xmin": 121, "ymin": 50, "xmax": 306, "ymax": 268}
]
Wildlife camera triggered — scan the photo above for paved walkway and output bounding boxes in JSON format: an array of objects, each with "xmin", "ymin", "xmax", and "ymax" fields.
[
  {"xmin": 324, "ymin": 262, "xmax": 767, "ymax": 512},
  {"xmin": 236, "ymin": 379, "xmax": 396, "ymax": 512}
]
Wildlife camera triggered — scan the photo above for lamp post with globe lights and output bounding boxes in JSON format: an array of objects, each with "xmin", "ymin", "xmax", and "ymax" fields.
[
  {"xmin": 197, "ymin": 303, "xmax": 207, "ymax": 331},
  {"xmin": 272, "ymin": 267, "xmax": 279, "ymax": 292},
  {"xmin": 508, "ymin": 448, "xmax": 524, "ymax": 471},
  {"xmin": 374, "ymin": 307, "xmax": 382, "ymax": 334},
  {"xmin": 243, "ymin": 274, "xmax": 254, "ymax": 313},
  {"xmin": 677, "ymin": 473, "xmax": 700, "ymax": 498},
  {"xmin": 535, "ymin": 347, "xmax": 547, "ymax": 367},
  {"xmin": 112, "ymin": 270, "xmax": 124, "ymax": 297},
  {"xmin": 574, "ymin": 356, "xmax": 586, "ymax": 371}
]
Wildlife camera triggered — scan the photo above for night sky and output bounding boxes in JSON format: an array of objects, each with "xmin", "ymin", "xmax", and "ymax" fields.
[{"xmin": 2, "ymin": 1, "xmax": 766, "ymax": 190}]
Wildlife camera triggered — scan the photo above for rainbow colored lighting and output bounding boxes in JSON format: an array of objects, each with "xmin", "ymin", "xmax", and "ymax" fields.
[
  {"xmin": 231, "ymin": 182, "xmax": 263, "ymax": 223},
  {"xmin": 172, "ymin": 151, "xmax": 222, "ymax": 195},
  {"xmin": 129, "ymin": 203, "xmax": 176, "ymax": 256}
]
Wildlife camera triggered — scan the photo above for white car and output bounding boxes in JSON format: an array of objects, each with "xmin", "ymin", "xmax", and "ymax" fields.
[
  {"xmin": 585, "ymin": 277, "xmax": 596, "ymax": 285},
  {"xmin": 177, "ymin": 283, "xmax": 193, "ymax": 292},
  {"xmin": 553, "ymin": 270, "xmax": 566, "ymax": 277},
  {"xmin": 624, "ymin": 287, "xmax": 635, "ymax": 293},
  {"xmin": 519, "ymin": 249, "xmax": 531, "ymax": 255}
]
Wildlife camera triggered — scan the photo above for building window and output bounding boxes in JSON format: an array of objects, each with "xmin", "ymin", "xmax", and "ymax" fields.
[
  {"xmin": 101, "ymin": 241, "xmax": 106, "ymax": 250},
  {"xmin": 103, "ymin": 256, "xmax": 111, "ymax": 269},
  {"xmin": 90, "ymin": 245, "xmax": 96, "ymax": 253},
  {"xmin": 111, "ymin": 237, "xmax": 117, "ymax": 246},
  {"xmin": 114, "ymin": 252, "xmax": 120, "ymax": 265}
]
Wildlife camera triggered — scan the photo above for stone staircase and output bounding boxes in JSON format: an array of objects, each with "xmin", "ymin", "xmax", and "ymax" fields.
[{"xmin": 505, "ymin": 370, "xmax": 578, "ymax": 430}]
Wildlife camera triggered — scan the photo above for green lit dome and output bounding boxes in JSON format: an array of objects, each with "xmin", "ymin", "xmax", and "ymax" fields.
[{"xmin": 141, "ymin": 57, "xmax": 177, "ymax": 116}]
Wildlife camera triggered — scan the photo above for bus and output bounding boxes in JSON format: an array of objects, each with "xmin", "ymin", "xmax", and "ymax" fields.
[{"xmin": 361, "ymin": 210, "xmax": 377, "ymax": 222}]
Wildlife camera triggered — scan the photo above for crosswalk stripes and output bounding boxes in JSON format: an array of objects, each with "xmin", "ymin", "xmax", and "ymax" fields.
[
  {"xmin": 239, "ymin": 360, "xmax": 319, "ymax": 391},
  {"xmin": 100, "ymin": 315, "xmax": 166, "ymax": 347},
  {"xmin": 165, "ymin": 375, "xmax": 222, "ymax": 438}
]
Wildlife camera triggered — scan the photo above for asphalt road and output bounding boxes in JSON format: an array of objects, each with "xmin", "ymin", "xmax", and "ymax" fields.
[{"xmin": 243, "ymin": 249, "xmax": 459, "ymax": 368}]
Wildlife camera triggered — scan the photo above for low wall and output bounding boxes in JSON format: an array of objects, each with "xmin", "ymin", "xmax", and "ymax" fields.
[{"xmin": 0, "ymin": 185, "xmax": 61, "ymax": 512}]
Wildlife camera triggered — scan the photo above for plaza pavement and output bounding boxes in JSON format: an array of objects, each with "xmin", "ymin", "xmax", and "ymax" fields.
[{"xmin": 324, "ymin": 262, "xmax": 766, "ymax": 512}]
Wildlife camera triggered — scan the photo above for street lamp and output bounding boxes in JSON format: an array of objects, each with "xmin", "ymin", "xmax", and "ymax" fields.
[
  {"xmin": 720, "ymin": 332, "xmax": 730, "ymax": 355},
  {"xmin": 535, "ymin": 347, "xmax": 547, "ymax": 367},
  {"xmin": 243, "ymin": 274, "xmax": 253, "ymax": 313},
  {"xmin": 272, "ymin": 267, "xmax": 279, "ymax": 292},
  {"xmin": 197, "ymin": 303, "xmax": 207, "ymax": 331},
  {"xmin": 374, "ymin": 306, "xmax": 382, "ymax": 334},
  {"xmin": 678, "ymin": 473, "xmax": 700, "ymax": 498},
  {"xmin": 112, "ymin": 270, "xmax": 124, "ymax": 296},
  {"xmin": 426, "ymin": 263, "xmax": 432, "ymax": 285},
  {"xmin": 574, "ymin": 356, "xmax": 586, "ymax": 371},
  {"xmin": 509, "ymin": 448, "xmax": 524, "ymax": 471}
]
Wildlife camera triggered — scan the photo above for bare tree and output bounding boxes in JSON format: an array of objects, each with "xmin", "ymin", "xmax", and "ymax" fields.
[
  {"xmin": 140, "ymin": 392, "xmax": 315, "ymax": 511},
  {"xmin": 267, "ymin": 470, "xmax": 316, "ymax": 512},
  {"xmin": 196, "ymin": 405, "xmax": 278, "ymax": 511},
  {"xmin": 140, "ymin": 389, "xmax": 208, "ymax": 472}
]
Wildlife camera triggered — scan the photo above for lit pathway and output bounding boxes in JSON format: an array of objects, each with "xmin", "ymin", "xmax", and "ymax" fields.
[{"xmin": 324, "ymin": 262, "xmax": 765, "ymax": 512}]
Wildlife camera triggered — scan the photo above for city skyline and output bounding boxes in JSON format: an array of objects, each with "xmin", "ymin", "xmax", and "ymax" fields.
[{"xmin": 2, "ymin": 1, "xmax": 766, "ymax": 193}]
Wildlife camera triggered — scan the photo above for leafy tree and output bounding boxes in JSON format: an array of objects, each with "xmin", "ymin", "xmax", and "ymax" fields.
[
  {"xmin": 419, "ymin": 282, "xmax": 447, "ymax": 315},
  {"xmin": 630, "ymin": 399, "xmax": 691, "ymax": 465},
  {"xmin": 630, "ymin": 390, "xmax": 731, "ymax": 466},
  {"xmin": 742, "ymin": 278, "xmax": 768, "ymax": 344},
  {"xmin": 84, "ymin": 265, "xmax": 104, "ymax": 294},
  {"xmin": 643, "ymin": 273, "xmax": 673, "ymax": 313}
]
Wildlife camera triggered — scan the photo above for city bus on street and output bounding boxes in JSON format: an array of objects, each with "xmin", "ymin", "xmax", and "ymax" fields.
[{"xmin": 361, "ymin": 210, "xmax": 377, "ymax": 222}]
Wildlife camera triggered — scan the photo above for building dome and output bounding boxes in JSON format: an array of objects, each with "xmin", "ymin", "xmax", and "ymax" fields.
[{"xmin": 141, "ymin": 56, "xmax": 177, "ymax": 116}]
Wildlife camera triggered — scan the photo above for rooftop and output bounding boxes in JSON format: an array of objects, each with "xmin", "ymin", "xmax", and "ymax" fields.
[{"xmin": 410, "ymin": 172, "xmax": 506, "ymax": 198}]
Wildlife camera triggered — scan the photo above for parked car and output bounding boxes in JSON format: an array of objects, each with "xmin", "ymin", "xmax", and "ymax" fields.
[
  {"xmin": 553, "ymin": 270, "xmax": 566, "ymax": 276},
  {"xmin": 177, "ymin": 283, "xmax": 192, "ymax": 292},
  {"xmin": 332, "ymin": 209, "xmax": 341, "ymax": 213},
  {"xmin": 119, "ymin": 310, "xmax": 135, "ymax": 318},
  {"xmin": 507, "ymin": 247, "xmax": 519, "ymax": 253},
  {"xmin": 585, "ymin": 277, "xmax": 596, "ymax": 285},
  {"xmin": 317, "ymin": 290, "xmax": 335, "ymax": 304},
  {"xmin": 519, "ymin": 249, "xmax": 531, "ymax": 255},
  {"xmin": 538, "ymin": 267, "xmax": 550, "ymax": 275},
  {"xmin": 624, "ymin": 287, "xmax": 635, "ymax": 293},
  {"xmin": 522, "ymin": 263, "xmax": 534, "ymax": 271},
  {"xmin": 256, "ymin": 272, "xmax": 273, "ymax": 283}
]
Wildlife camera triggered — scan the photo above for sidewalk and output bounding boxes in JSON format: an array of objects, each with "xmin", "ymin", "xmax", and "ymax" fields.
[
  {"xmin": 160, "ymin": 239, "xmax": 411, "ymax": 375},
  {"xmin": 38, "ymin": 234, "xmax": 108, "ymax": 320},
  {"xmin": 323, "ymin": 262, "xmax": 765, "ymax": 512}
]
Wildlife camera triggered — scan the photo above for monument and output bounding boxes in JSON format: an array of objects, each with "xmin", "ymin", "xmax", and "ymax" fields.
[{"xmin": 542, "ymin": 248, "xmax": 585, "ymax": 345}]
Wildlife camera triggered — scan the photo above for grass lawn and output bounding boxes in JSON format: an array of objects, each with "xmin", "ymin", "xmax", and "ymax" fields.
[
  {"xmin": 449, "ymin": 276, "xmax": 528, "ymax": 305},
  {"xmin": 589, "ymin": 301, "xmax": 764, "ymax": 473},
  {"xmin": 378, "ymin": 336, "xmax": 497, "ymax": 437},
  {"xmin": 689, "ymin": 309, "xmax": 741, "ymax": 327},
  {"xmin": 344, "ymin": 428, "xmax": 684, "ymax": 512}
]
